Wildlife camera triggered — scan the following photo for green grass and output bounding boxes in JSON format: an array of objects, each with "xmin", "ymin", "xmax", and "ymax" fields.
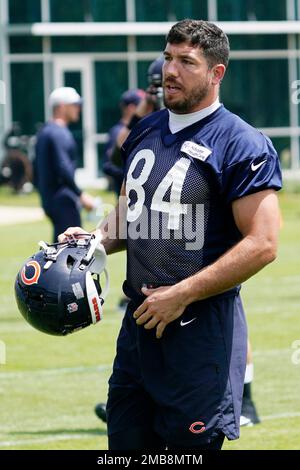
[{"xmin": 0, "ymin": 188, "xmax": 300, "ymax": 450}]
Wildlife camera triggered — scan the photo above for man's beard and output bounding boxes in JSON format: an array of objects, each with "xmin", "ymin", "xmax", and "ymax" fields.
[{"xmin": 163, "ymin": 80, "xmax": 210, "ymax": 114}]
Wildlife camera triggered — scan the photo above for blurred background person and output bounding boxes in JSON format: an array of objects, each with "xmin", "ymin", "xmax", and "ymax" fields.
[
  {"xmin": 34, "ymin": 87, "xmax": 95, "ymax": 242},
  {"xmin": 102, "ymin": 88, "xmax": 145, "ymax": 197}
]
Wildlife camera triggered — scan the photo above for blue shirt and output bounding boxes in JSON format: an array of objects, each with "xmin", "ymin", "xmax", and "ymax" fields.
[
  {"xmin": 34, "ymin": 122, "xmax": 81, "ymax": 211},
  {"xmin": 102, "ymin": 121, "xmax": 125, "ymax": 183}
]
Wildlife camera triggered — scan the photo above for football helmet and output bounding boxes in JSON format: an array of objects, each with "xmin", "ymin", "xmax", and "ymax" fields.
[
  {"xmin": 14, "ymin": 233, "xmax": 109, "ymax": 336},
  {"xmin": 147, "ymin": 55, "xmax": 164, "ymax": 88},
  {"xmin": 147, "ymin": 56, "xmax": 164, "ymax": 110}
]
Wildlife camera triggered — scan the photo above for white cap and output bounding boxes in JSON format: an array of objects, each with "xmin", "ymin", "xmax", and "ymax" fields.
[{"xmin": 48, "ymin": 87, "xmax": 83, "ymax": 108}]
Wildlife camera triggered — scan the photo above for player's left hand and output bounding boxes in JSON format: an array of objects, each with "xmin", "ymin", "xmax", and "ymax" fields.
[{"xmin": 133, "ymin": 285, "xmax": 188, "ymax": 339}]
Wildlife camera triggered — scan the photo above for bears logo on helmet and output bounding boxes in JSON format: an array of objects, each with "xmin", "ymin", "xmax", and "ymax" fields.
[
  {"xmin": 20, "ymin": 260, "xmax": 41, "ymax": 285},
  {"xmin": 14, "ymin": 233, "xmax": 109, "ymax": 336}
]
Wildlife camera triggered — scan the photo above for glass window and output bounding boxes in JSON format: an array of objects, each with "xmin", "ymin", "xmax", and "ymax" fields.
[
  {"xmin": 136, "ymin": 36, "xmax": 165, "ymax": 52},
  {"xmin": 229, "ymin": 34, "xmax": 287, "ymax": 51},
  {"xmin": 89, "ymin": 0, "xmax": 126, "ymax": 21},
  {"xmin": 218, "ymin": 0, "xmax": 286, "ymax": 21},
  {"xmin": 10, "ymin": 63, "xmax": 44, "ymax": 135},
  {"xmin": 9, "ymin": 0, "xmax": 41, "ymax": 23},
  {"xmin": 50, "ymin": 0, "xmax": 126, "ymax": 22},
  {"xmin": 136, "ymin": 0, "xmax": 208, "ymax": 21},
  {"xmin": 221, "ymin": 59, "xmax": 289, "ymax": 128},
  {"xmin": 51, "ymin": 36, "xmax": 127, "ymax": 53},
  {"xmin": 9, "ymin": 36, "xmax": 43, "ymax": 54},
  {"xmin": 50, "ymin": 0, "xmax": 84, "ymax": 22},
  {"xmin": 94, "ymin": 61, "xmax": 128, "ymax": 133}
]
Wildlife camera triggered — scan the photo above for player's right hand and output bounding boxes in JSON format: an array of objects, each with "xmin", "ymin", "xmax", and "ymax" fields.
[{"xmin": 58, "ymin": 226, "xmax": 89, "ymax": 243}]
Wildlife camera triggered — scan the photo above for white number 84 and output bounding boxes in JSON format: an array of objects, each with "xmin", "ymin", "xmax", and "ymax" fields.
[{"xmin": 126, "ymin": 149, "xmax": 191, "ymax": 230}]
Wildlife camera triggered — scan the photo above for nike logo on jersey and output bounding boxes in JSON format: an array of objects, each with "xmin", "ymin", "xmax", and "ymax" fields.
[
  {"xmin": 251, "ymin": 160, "xmax": 267, "ymax": 171},
  {"xmin": 180, "ymin": 317, "xmax": 197, "ymax": 327},
  {"xmin": 181, "ymin": 141, "xmax": 212, "ymax": 162}
]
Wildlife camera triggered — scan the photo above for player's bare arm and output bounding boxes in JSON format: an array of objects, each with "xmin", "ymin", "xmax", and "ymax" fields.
[
  {"xmin": 179, "ymin": 188, "xmax": 280, "ymax": 300},
  {"xmin": 134, "ymin": 189, "xmax": 280, "ymax": 338},
  {"xmin": 58, "ymin": 183, "xmax": 127, "ymax": 255}
]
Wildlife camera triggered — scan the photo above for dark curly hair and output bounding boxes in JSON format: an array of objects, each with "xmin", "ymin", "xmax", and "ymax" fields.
[{"xmin": 166, "ymin": 19, "xmax": 230, "ymax": 68}]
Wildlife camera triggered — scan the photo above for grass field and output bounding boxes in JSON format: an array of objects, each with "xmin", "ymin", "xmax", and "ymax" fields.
[{"xmin": 0, "ymin": 187, "xmax": 300, "ymax": 450}]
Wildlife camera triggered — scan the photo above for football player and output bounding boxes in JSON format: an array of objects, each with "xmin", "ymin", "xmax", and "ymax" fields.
[{"xmin": 60, "ymin": 19, "xmax": 281, "ymax": 450}]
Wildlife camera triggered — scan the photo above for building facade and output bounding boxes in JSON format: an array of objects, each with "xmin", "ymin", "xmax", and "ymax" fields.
[{"xmin": 0, "ymin": 0, "xmax": 299, "ymax": 186}]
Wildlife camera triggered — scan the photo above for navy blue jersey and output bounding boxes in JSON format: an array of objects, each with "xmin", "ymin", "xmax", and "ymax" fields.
[
  {"xmin": 123, "ymin": 105, "xmax": 282, "ymax": 298},
  {"xmin": 35, "ymin": 122, "xmax": 81, "ymax": 211}
]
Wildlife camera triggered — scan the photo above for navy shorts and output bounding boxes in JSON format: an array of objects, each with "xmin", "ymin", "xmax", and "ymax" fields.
[{"xmin": 107, "ymin": 293, "xmax": 247, "ymax": 448}]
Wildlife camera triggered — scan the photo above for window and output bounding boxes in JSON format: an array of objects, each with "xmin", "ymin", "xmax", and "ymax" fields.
[
  {"xmin": 221, "ymin": 59, "xmax": 289, "ymax": 128},
  {"xmin": 50, "ymin": 0, "xmax": 126, "ymax": 22},
  {"xmin": 94, "ymin": 61, "xmax": 128, "ymax": 133},
  {"xmin": 51, "ymin": 36, "xmax": 126, "ymax": 53},
  {"xmin": 9, "ymin": 36, "xmax": 43, "ymax": 54},
  {"xmin": 136, "ymin": 36, "xmax": 165, "ymax": 52},
  {"xmin": 229, "ymin": 35, "xmax": 287, "ymax": 51},
  {"xmin": 136, "ymin": 0, "xmax": 208, "ymax": 21},
  {"xmin": 50, "ymin": 0, "xmax": 85, "ymax": 22},
  {"xmin": 9, "ymin": 0, "xmax": 41, "ymax": 23},
  {"xmin": 218, "ymin": 0, "xmax": 286, "ymax": 21},
  {"xmin": 10, "ymin": 63, "xmax": 44, "ymax": 135},
  {"xmin": 88, "ymin": 0, "xmax": 126, "ymax": 21}
]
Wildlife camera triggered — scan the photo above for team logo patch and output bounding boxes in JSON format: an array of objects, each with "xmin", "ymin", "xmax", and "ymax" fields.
[
  {"xmin": 21, "ymin": 260, "xmax": 41, "ymax": 286},
  {"xmin": 67, "ymin": 302, "xmax": 78, "ymax": 313},
  {"xmin": 181, "ymin": 141, "xmax": 212, "ymax": 162},
  {"xmin": 189, "ymin": 421, "xmax": 206, "ymax": 434}
]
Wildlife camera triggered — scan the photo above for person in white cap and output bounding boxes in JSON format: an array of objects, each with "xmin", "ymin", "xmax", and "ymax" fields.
[{"xmin": 34, "ymin": 87, "xmax": 95, "ymax": 241}]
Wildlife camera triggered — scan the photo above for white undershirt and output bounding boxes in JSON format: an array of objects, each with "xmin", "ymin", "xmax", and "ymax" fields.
[{"xmin": 168, "ymin": 98, "xmax": 221, "ymax": 134}]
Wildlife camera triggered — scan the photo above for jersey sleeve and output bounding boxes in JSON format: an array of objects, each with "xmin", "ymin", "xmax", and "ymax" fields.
[{"xmin": 221, "ymin": 132, "xmax": 282, "ymax": 203}]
